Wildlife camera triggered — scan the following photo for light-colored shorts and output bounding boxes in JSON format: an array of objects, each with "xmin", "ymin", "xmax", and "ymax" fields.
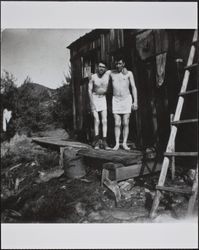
[
  {"xmin": 112, "ymin": 95, "xmax": 132, "ymax": 114},
  {"xmin": 92, "ymin": 94, "xmax": 107, "ymax": 112}
]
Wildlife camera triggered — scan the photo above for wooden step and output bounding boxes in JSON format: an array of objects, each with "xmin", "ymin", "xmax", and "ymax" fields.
[
  {"xmin": 184, "ymin": 63, "xmax": 198, "ymax": 70},
  {"xmin": 171, "ymin": 119, "xmax": 198, "ymax": 125},
  {"xmin": 179, "ymin": 89, "xmax": 198, "ymax": 96},
  {"xmin": 164, "ymin": 152, "xmax": 198, "ymax": 157},
  {"xmin": 156, "ymin": 185, "xmax": 193, "ymax": 195}
]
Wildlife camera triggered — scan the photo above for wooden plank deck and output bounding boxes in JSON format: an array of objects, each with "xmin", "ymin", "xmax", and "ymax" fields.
[
  {"xmin": 78, "ymin": 148, "xmax": 143, "ymax": 165},
  {"xmin": 32, "ymin": 137, "xmax": 91, "ymax": 149}
]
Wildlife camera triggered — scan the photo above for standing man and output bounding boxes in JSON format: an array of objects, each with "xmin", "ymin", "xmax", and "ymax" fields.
[
  {"xmin": 88, "ymin": 61, "xmax": 110, "ymax": 149},
  {"xmin": 110, "ymin": 57, "xmax": 138, "ymax": 150}
]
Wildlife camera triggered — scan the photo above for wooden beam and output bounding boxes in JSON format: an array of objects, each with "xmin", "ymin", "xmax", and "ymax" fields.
[
  {"xmin": 78, "ymin": 148, "xmax": 143, "ymax": 165},
  {"xmin": 164, "ymin": 152, "xmax": 198, "ymax": 157},
  {"xmin": 184, "ymin": 63, "xmax": 198, "ymax": 71},
  {"xmin": 171, "ymin": 119, "xmax": 198, "ymax": 125},
  {"xmin": 32, "ymin": 137, "xmax": 91, "ymax": 149},
  {"xmin": 179, "ymin": 89, "xmax": 198, "ymax": 96},
  {"xmin": 156, "ymin": 185, "xmax": 192, "ymax": 195}
]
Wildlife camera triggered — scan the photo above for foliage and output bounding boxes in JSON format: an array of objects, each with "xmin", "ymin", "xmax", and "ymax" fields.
[
  {"xmin": 14, "ymin": 81, "xmax": 55, "ymax": 133},
  {"xmin": 53, "ymin": 83, "xmax": 73, "ymax": 131},
  {"xmin": 1, "ymin": 70, "xmax": 18, "ymax": 110},
  {"xmin": 1, "ymin": 70, "xmax": 73, "ymax": 136}
]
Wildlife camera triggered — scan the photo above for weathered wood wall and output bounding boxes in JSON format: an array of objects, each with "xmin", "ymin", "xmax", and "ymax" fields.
[{"xmin": 68, "ymin": 29, "xmax": 196, "ymax": 154}]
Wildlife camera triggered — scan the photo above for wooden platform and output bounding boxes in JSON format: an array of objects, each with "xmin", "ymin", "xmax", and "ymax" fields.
[
  {"xmin": 32, "ymin": 137, "xmax": 91, "ymax": 149},
  {"xmin": 77, "ymin": 148, "xmax": 143, "ymax": 165}
]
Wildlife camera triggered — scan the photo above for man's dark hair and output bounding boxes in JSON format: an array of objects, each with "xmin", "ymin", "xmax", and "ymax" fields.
[
  {"xmin": 98, "ymin": 60, "xmax": 107, "ymax": 67},
  {"xmin": 114, "ymin": 56, "xmax": 125, "ymax": 63}
]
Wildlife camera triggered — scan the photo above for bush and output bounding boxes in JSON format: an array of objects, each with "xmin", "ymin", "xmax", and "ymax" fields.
[{"xmin": 52, "ymin": 84, "xmax": 73, "ymax": 131}]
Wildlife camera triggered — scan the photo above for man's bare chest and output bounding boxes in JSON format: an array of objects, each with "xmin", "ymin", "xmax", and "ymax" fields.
[
  {"xmin": 93, "ymin": 74, "xmax": 109, "ymax": 87},
  {"xmin": 111, "ymin": 73, "xmax": 129, "ymax": 86}
]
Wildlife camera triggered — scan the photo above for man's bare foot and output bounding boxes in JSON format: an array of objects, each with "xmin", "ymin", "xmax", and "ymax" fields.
[
  {"xmin": 101, "ymin": 139, "xmax": 111, "ymax": 150},
  {"xmin": 112, "ymin": 144, "xmax": 120, "ymax": 150},
  {"xmin": 122, "ymin": 143, "xmax": 131, "ymax": 150}
]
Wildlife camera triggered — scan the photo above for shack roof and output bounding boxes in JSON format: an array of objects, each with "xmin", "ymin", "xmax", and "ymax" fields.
[{"xmin": 67, "ymin": 29, "xmax": 109, "ymax": 50}]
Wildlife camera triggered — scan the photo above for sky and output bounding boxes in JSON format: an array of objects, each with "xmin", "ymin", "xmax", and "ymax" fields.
[{"xmin": 1, "ymin": 29, "xmax": 91, "ymax": 89}]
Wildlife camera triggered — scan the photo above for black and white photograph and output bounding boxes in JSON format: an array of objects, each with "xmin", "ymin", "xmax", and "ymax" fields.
[{"xmin": 1, "ymin": 1, "xmax": 198, "ymax": 249}]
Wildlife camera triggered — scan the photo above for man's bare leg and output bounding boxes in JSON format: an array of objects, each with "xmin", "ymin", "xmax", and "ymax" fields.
[
  {"xmin": 93, "ymin": 110, "xmax": 100, "ymax": 149},
  {"xmin": 122, "ymin": 113, "xmax": 131, "ymax": 150},
  {"xmin": 101, "ymin": 110, "xmax": 107, "ymax": 138},
  {"xmin": 113, "ymin": 114, "xmax": 121, "ymax": 150},
  {"xmin": 101, "ymin": 110, "xmax": 110, "ymax": 149}
]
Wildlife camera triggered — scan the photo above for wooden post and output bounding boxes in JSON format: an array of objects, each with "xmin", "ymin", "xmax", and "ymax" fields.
[
  {"xmin": 70, "ymin": 60, "xmax": 77, "ymax": 131},
  {"xmin": 150, "ymin": 30, "xmax": 198, "ymax": 219},
  {"xmin": 170, "ymin": 114, "xmax": 175, "ymax": 180},
  {"xmin": 59, "ymin": 147, "xmax": 65, "ymax": 169},
  {"xmin": 101, "ymin": 169, "xmax": 109, "ymax": 187}
]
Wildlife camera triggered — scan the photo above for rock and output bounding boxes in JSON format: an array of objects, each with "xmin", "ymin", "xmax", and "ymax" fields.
[
  {"xmin": 173, "ymin": 196, "xmax": 186, "ymax": 204},
  {"xmin": 110, "ymin": 210, "xmax": 132, "ymax": 221},
  {"xmin": 92, "ymin": 202, "xmax": 103, "ymax": 211},
  {"xmin": 35, "ymin": 168, "xmax": 64, "ymax": 183},
  {"xmin": 153, "ymin": 211, "xmax": 177, "ymax": 223},
  {"xmin": 119, "ymin": 181, "xmax": 132, "ymax": 192},
  {"xmin": 187, "ymin": 169, "xmax": 196, "ymax": 182},
  {"xmin": 82, "ymin": 220, "xmax": 89, "ymax": 223},
  {"xmin": 127, "ymin": 178, "xmax": 136, "ymax": 186},
  {"xmin": 118, "ymin": 181, "xmax": 126, "ymax": 187},
  {"xmin": 30, "ymin": 162, "xmax": 37, "ymax": 167},
  {"xmin": 88, "ymin": 211, "xmax": 103, "ymax": 221},
  {"xmin": 80, "ymin": 178, "xmax": 92, "ymax": 183},
  {"xmin": 75, "ymin": 202, "xmax": 86, "ymax": 217}
]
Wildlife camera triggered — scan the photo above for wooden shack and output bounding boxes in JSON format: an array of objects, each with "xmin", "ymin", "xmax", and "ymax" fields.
[{"xmin": 67, "ymin": 29, "xmax": 197, "ymax": 158}]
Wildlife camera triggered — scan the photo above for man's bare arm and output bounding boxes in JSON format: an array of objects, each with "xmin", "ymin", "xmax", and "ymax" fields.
[
  {"xmin": 88, "ymin": 76, "xmax": 96, "ymax": 111},
  {"xmin": 129, "ymin": 71, "xmax": 138, "ymax": 110}
]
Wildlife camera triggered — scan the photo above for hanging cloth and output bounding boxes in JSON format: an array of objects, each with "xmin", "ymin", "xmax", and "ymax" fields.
[{"xmin": 156, "ymin": 52, "xmax": 167, "ymax": 87}]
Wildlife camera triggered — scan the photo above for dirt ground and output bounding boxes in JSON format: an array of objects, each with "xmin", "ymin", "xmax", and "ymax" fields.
[{"xmin": 1, "ymin": 134, "xmax": 198, "ymax": 223}]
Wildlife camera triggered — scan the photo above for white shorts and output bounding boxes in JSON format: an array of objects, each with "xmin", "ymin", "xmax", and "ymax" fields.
[
  {"xmin": 92, "ymin": 94, "xmax": 107, "ymax": 112},
  {"xmin": 112, "ymin": 95, "xmax": 132, "ymax": 114}
]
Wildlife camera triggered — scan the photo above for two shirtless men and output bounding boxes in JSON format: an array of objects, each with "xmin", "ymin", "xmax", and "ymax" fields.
[{"xmin": 88, "ymin": 58, "xmax": 138, "ymax": 150}]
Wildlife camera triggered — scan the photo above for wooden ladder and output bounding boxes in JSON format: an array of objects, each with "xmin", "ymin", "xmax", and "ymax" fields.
[{"xmin": 150, "ymin": 30, "xmax": 198, "ymax": 218}]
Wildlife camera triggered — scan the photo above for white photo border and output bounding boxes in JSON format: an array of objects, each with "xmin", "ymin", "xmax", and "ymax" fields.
[{"xmin": 1, "ymin": 1, "xmax": 198, "ymax": 249}]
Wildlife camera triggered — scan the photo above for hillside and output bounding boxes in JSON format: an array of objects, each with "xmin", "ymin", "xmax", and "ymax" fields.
[
  {"xmin": 6, "ymin": 82, "xmax": 73, "ymax": 137},
  {"xmin": 18, "ymin": 82, "xmax": 57, "ymax": 101}
]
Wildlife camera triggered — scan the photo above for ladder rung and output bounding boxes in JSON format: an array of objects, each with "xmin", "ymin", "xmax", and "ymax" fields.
[
  {"xmin": 164, "ymin": 152, "xmax": 198, "ymax": 157},
  {"xmin": 179, "ymin": 89, "xmax": 198, "ymax": 96},
  {"xmin": 192, "ymin": 40, "xmax": 198, "ymax": 46},
  {"xmin": 156, "ymin": 185, "xmax": 193, "ymax": 195},
  {"xmin": 171, "ymin": 119, "xmax": 198, "ymax": 125},
  {"xmin": 184, "ymin": 63, "xmax": 198, "ymax": 70}
]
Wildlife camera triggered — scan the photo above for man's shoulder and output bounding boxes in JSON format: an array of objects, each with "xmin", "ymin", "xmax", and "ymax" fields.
[
  {"xmin": 105, "ymin": 70, "xmax": 111, "ymax": 75},
  {"xmin": 110, "ymin": 69, "xmax": 118, "ymax": 75},
  {"xmin": 127, "ymin": 70, "xmax": 134, "ymax": 76},
  {"xmin": 91, "ymin": 73, "xmax": 97, "ymax": 79}
]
